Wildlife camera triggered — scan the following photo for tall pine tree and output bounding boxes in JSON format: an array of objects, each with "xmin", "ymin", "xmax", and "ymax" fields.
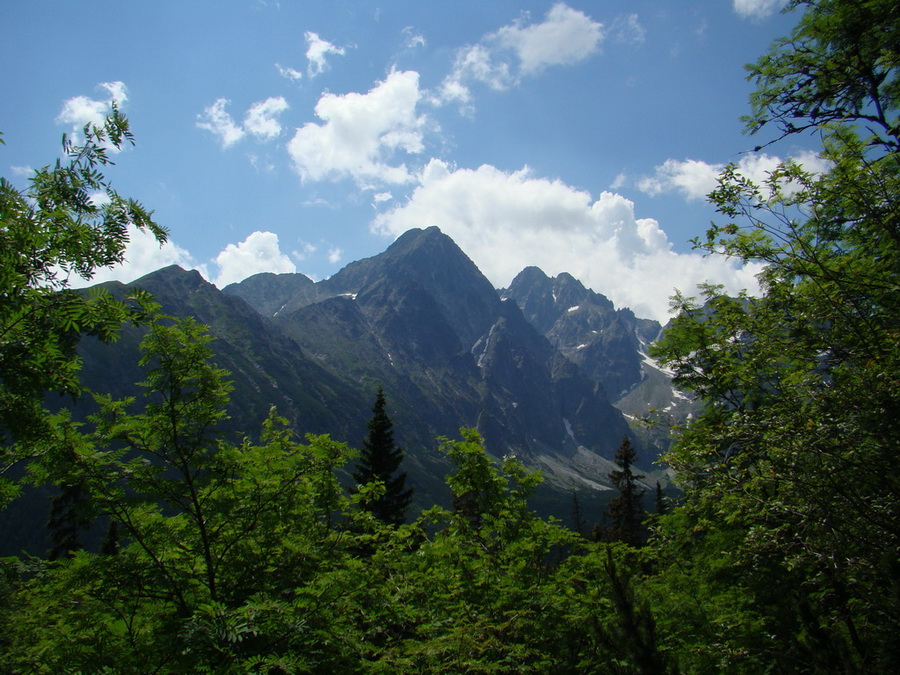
[
  {"xmin": 352, "ymin": 387, "xmax": 412, "ymax": 526},
  {"xmin": 46, "ymin": 479, "xmax": 91, "ymax": 560},
  {"xmin": 604, "ymin": 437, "xmax": 645, "ymax": 546}
]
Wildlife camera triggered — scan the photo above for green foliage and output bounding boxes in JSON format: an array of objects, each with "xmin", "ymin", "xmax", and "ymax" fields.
[
  {"xmin": 45, "ymin": 479, "xmax": 91, "ymax": 560},
  {"xmin": 650, "ymin": 0, "xmax": 900, "ymax": 669},
  {"xmin": 3, "ymin": 398, "xmax": 667, "ymax": 672},
  {"xmin": 345, "ymin": 431, "xmax": 668, "ymax": 673},
  {"xmin": 3, "ymin": 319, "xmax": 360, "ymax": 671},
  {"xmin": 0, "ymin": 109, "xmax": 165, "ymax": 500},
  {"xmin": 356, "ymin": 431, "xmax": 578, "ymax": 671},
  {"xmin": 6, "ymin": 4, "xmax": 900, "ymax": 672},
  {"xmin": 744, "ymin": 0, "xmax": 900, "ymax": 155}
]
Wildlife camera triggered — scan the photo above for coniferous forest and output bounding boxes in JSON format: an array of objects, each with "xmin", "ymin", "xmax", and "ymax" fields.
[{"xmin": 1, "ymin": 1, "xmax": 898, "ymax": 671}]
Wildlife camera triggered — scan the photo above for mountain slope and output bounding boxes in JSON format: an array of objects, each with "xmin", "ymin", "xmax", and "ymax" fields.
[
  {"xmin": 504, "ymin": 267, "xmax": 653, "ymax": 399},
  {"xmin": 2, "ymin": 228, "xmax": 682, "ymax": 556},
  {"xmin": 226, "ymin": 227, "xmax": 635, "ymax": 487},
  {"xmin": 80, "ymin": 266, "xmax": 372, "ymax": 440},
  {"xmin": 504, "ymin": 266, "xmax": 697, "ymax": 458}
]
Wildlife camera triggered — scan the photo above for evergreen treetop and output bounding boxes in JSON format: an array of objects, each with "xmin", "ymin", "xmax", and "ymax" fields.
[
  {"xmin": 604, "ymin": 437, "xmax": 645, "ymax": 547},
  {"xmin": 352, "ymin": 387, "xmax": 413, "ymax": 526}
]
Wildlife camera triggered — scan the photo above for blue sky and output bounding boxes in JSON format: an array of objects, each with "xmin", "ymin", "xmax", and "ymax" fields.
[{"xmin": 2, "ymin": 0, "xmax": 820, "ymax": 321}]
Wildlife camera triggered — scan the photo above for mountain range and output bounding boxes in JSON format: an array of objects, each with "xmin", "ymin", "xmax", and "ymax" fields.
[{"xmin": 2, "ymin": 227, "xmax": 693, "ymax": 552}]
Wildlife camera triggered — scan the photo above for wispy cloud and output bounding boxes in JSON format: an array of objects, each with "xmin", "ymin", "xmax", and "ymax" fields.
[
  {"xmin": 612, "ymin": 14, "xmax": 645, "ymax": 44},
  {"xmin": 305, "ymin": 31, "xmax": 347, "ymax": 77},
  {"xmin": 435, "ymin": 3, "xmax": 603, "ymax": 107},
  {"xmin": 636, "ymin": 151, "xmax": 830, "ymax": 201},
  {"xmin": 402, "ymin": 26, "xmax": 426, "ymax": 50},
  {"xmin": 733, "ymin": 0, "xmax": 788, "ymax": 20},
  {"xmin": 275, "ymin": 63, "xmax": 303, "ymax": 82},
  {"xmin": 196, "ymin": 99, "xmax": 246, "ymax": 148},
  {"xmin": 197, "ymin": 96, "xmax": 289, "ymax": 148},
  {"xmin": 327, "ymin": 247, "xmax": 343, "ymax": 264},
  {"xmin": 292, "ymin": 242, "xmax": 318, "ymax": 261}
]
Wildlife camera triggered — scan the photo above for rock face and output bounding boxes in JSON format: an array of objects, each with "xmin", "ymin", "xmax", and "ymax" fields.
[
  {"xmin": 503, "ymin": 266, "xmax": 698, "ymax": 460},
  {"xmin": 240, "ymin": 227, "xmax": 633, "ymax": 467},
  {"xmin": 504, "ymin": 267, "xmax": 657, "ymax": 399}
]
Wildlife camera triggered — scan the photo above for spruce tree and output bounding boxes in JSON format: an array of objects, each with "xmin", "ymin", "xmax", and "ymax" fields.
[
  {"xmin": 46, "ymin": 480, "xmax": 91, "ymax": 560},
  {"xmin": 604, "ymin": 437, "xmax": 645, "ymax": 546},
  {"xmin": 352, "ymin": 387, "xmax": 413, "ymax": 526},
  {"xmin": 654, "ymin": 480, "xmax": 666, "ymax": 516},
  {"xmin": 571, "ymin": 489, "xmax": 586, "ymax": 536}
]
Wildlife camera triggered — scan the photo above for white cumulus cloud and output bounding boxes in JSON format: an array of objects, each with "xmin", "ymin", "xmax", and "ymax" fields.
[
  {"xmin": 495, "ymin": 2, "xmax": 604, "ymax": 75},
  {"xmin": 198, "ymin": 96, "xmax": 289, "ymax": 148},
  {"xmin": 68, "ymin": 229, "xmax": 302, "ymax": 290},
  {"xmin": 637, "ymin": 151, "xmax": 831, "ymax": 201},
  {"xmin": 637, "ymin": 158, "xmax": 725, "ymax": 200},
  {"xmin": 372, "ymin": 161, "xmax": 760, "ymax": 322},
  {"xmin": 286, "ymin": 69, "xmax": 426, "ymax": 185},
  {"xmin": 70, "ymin": 224, "xmax": 197, "ymax": 287},
  {"xmin": 244, "ymin": 97, "xmax": 289, "ymax": 141},
  {"xmin": 212, "ymin": 231, "xmax": 296, "ymax": 287},
  {"xmin": 305, "ymin": 31, "xmax": 346, "ymax": 77},
  {"xmin": 733, "ymin": 0, "xmax": 788, "ymax": 20}
]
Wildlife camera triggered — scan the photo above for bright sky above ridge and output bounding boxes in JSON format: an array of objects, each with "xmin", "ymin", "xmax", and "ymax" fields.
[{"xmin": 2, "ymin": 0, "xmax": 818, "ymax": 321}]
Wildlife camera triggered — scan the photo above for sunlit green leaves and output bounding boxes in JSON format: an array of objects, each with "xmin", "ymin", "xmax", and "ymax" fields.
[
  {"xmin": 745, "ymin": 0, "xmax": 900, "ymax": 156},
  {"xmin": 651, "ymin": 1, "xmax": 900, "ymax": 668},
  {"xmin": 1, "ymin": 110, "xmax": 166, "ymax": 471}
]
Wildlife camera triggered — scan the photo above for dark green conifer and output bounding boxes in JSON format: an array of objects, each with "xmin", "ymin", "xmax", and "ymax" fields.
[
  {"xmin": 604, "ymin": 437, "xmax": 645, "ymax": 546},
  {"xmin": 571, "ymin": 489, "xmax": 586, "ymax": 536},
  {"xmin": 46, "ymin": 480, "xmax": 90, "ymax": 560},
  {"xmin": 352, "ymin": 387, "xmax": 413, "ymax": 526},
  {"xmin": 654, "ymin": 480, "xmax": 666, "ymax": 516},
  {"xmin": 100, "ymin": 520, "xmax": 119, "ymax": 556}
]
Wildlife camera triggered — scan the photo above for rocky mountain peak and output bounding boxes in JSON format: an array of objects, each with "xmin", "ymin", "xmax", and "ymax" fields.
[
  {"xmin": 353, "ymin": 227, "xmax": 501, "ymax": 349},
  {"xmin": 228, "ymin": 227, "xmax": 504, "ymax": 352},
  {"xmin": 505, "ymin": 268, "xmax": 654, "ymax": 399},
  {"xmin": 222, "ymin": 271, "xmax": 315, "ymax": 317}
]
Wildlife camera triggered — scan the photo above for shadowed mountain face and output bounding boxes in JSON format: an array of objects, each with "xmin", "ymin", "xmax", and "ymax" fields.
[
  {"xmin": 503, "ymin": 266, "xmax": 698, "ymax": 460},
  {"xmin": 0, "ymin": 227, "xmax": 687, "ymax": 556},
  {"xmin": 2, "ymin": 228, "xmax": 678, "ymax": 557},
  {"xmin": 224, "ymin": 228, "xmax": 642, "ymax": 487},
  {"xmin": 504, "ymin": 267, "xmax": 658, "ymax": 400}
]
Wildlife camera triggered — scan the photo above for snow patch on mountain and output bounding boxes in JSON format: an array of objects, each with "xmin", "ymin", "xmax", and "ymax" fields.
[{"xmin": 639, "ymin": 348, "xmax": 675, "ymax": 377}]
